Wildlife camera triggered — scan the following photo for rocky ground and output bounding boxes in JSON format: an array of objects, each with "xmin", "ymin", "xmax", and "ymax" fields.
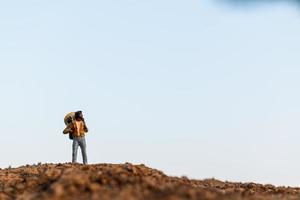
[{"xmin": 0, "ymin": 163, "xmax": 299, "ymax": 200}]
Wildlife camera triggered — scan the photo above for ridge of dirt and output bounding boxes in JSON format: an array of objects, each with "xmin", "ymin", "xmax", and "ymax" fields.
[{"xmin": 0, "ymin": 163, "xmax": 299, "ymax": 200}]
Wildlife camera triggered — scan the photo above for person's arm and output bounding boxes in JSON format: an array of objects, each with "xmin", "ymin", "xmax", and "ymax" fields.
[{"xmin": 83, "ymin": 121, "xmax": 88, "ymax": 133}]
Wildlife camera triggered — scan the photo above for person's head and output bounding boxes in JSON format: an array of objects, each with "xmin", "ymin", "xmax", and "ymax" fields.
[{"xmin": 75, "ymin": 111, "xmax": 83, "ymax": 121}]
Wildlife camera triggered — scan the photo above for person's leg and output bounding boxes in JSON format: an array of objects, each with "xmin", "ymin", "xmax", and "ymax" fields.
[
  {"xmin": 72, "ymin": 138, "xmax": 79, "ymax": 163},
  {"xmin": 79, "ymin": 137, "xmax": 88, "ymax": 164}
]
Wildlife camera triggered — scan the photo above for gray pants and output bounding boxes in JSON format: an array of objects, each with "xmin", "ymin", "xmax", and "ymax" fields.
[{"xmin": 72, "ymin": 136, "xmax": 88, "ymax": 164}]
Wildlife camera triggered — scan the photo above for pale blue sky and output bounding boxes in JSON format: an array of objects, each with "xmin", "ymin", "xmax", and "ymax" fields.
[{"xmin": 1, "ymin": 0, "xmax": 300, "ymax": 186}]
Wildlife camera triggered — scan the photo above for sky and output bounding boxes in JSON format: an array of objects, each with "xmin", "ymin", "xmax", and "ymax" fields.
[{"xmin": 0, "ymin": 0, "xmax": 300, "ymax": 186}]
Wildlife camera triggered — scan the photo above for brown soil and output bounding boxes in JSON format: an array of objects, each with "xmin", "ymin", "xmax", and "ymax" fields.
[{"xmin": 0, "ymin": 163, "xmax": 299, "ymax": 200}]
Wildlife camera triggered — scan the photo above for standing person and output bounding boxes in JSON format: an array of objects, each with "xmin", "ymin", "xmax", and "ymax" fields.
[{"xmin": 63, "ymin": 111, "xmax": 89, "ymax": 164}]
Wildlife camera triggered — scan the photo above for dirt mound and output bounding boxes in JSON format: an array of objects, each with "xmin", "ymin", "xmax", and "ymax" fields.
[{"xmin": 0, "ymin": 163, "xmax": 299, "ymax": 200}]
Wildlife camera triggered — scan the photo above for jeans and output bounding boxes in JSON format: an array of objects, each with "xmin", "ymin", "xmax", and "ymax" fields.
[{"xmin": 72, "ymin": 136, "xmax": 88, "ymax": 164}]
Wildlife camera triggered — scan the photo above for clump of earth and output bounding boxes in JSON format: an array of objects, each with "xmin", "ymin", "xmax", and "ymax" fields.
[{"xmin": 0, "ymin": 163, "xmax": 299, "ymax": 200}]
